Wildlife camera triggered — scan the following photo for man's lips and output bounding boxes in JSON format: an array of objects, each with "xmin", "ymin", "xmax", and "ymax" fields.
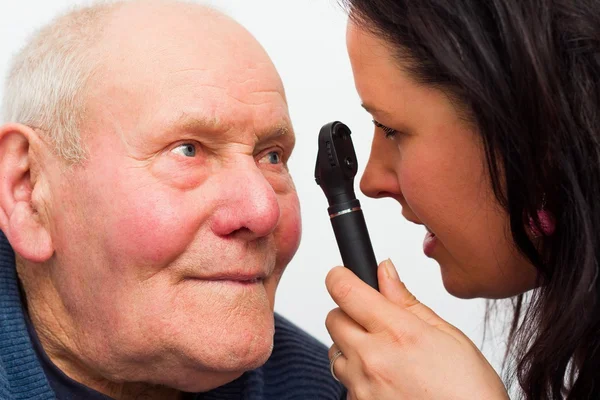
[
  {"xmin": 185, "ymin": 272, "xmax": 268, "ymax": 283},
  {"xmin": 178, "ymin": 254, "xmax": 276, "ymax": 284}
]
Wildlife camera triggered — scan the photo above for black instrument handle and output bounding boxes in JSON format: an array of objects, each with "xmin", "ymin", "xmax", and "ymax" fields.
[{"xmin": 329, "ymin": 200, "xmax": 379, "ymax": 291}]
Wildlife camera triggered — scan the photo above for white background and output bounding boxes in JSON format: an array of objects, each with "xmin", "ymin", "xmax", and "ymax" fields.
[{"xmin": 0, "ymin": 0, "xmax": 506, "ymax": 373}]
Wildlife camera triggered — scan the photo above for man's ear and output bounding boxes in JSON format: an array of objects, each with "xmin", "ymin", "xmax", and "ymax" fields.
[{"xmin": 0, "ymin": 123, "xmax": 53, "ymax": 262}]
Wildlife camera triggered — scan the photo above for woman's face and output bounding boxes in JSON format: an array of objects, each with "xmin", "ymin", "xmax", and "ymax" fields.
[{"xmin": 346, "ymin": 21, "xmax": 537, "ymax": 299}]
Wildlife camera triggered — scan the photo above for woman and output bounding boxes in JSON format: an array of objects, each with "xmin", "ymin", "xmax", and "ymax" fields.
[{"xmin": 325, "ymin": 0, "xmax": 600, "ymax": 399}]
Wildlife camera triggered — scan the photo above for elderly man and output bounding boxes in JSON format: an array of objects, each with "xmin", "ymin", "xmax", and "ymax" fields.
[{"xmin": 0, "ymin": 1, "xmax": 344, "ymax": 399}]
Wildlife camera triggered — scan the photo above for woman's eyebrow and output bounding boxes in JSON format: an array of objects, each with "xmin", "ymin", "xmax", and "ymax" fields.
[{"xmin": 361, "ymin": 103, "xmax": 391, "ymax": 117}]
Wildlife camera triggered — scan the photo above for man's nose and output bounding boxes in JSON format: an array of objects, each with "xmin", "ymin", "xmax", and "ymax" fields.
[
  {"xmin": 360, "ymin": 135, "xmax": 402, "ymax": 200},
  {"xmin": 209, "ymin": 162, "xmax": 281, "ymax": 239}
]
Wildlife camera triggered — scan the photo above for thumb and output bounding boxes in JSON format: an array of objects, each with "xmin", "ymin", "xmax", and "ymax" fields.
[{"xmin": 378, "ymin": 259, "xmax": 446, "ymax": 328}]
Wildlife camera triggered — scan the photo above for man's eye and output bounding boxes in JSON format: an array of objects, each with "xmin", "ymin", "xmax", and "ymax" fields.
[
  {"xmin": 172, "ymin": 143, "xmax": 197, "ymax": 157},
  {"xmin": 259, "ymin": 151, "xmax": 282, "ymax": 165}
]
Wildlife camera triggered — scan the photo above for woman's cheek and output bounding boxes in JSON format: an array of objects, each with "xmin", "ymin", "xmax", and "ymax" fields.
[{"xmin": 396, "ymin": 158, "xmax": 428, "ymax": 211}]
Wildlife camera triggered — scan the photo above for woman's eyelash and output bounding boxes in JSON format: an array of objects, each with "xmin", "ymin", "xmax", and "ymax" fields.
[{"xmin": 372, "ymin": 120, "xmax": 398, "ymax": 138}]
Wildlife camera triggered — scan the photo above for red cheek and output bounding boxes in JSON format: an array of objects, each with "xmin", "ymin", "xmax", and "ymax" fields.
[
  {"xmin": 274, "ymin": 195, "xmax": 302, "ymax": 268},
  {"xmin": 108, "ymin": 193, "xmax": 198, "ymax": 268}
]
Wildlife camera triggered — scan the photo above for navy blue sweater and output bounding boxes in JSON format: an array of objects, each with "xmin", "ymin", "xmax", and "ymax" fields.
[{"xmin": 0, "ymin": 232, "xmax": 345, "ymax": 399}]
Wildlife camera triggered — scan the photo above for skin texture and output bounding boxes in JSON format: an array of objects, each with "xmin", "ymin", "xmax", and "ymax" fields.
[
  {"xmin": 322, "ymin": 20, "xmax": 534, "ymax": 399},
  {"xmin": 0, "ymin": 2, "xmax": 301, "ymax": 399}
]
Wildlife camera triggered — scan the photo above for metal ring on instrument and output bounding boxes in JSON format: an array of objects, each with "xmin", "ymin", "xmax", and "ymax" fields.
[{"xmin": 329, "ymin": 207, "xmax": 362, "ymax": 219}]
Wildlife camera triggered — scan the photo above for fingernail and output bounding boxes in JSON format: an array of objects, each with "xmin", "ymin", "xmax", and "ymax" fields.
[{"xmin": 384, "ymin": 259, "xmax": 399, "ymax": 281}]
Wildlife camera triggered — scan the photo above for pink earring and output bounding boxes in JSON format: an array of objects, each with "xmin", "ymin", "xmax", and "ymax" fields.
[{"xmin": 529, "ymin": 209, "xmax": 556, "ymax": 237}]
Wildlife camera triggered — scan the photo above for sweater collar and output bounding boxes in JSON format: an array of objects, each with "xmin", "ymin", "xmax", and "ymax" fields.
[{"xmin": 0, "ymin": 230, "xmax": 55, "ymax": 399}]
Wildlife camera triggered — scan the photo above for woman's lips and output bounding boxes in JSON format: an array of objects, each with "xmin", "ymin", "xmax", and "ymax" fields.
[
  {"xmin": 423, "ymin": 230, "xmax": 437, "ymax": 257},
  {"xmin": 405, "ymin": 219, "xmax": 439, "ymax": 258}
]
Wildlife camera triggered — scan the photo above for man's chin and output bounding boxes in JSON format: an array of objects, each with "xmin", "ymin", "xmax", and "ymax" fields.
[
  {"xmin": 212, "ymin": 332, "xmax": 274, "ymax": 371},
  {"xmin": 173, "ymin": 370, "xmax": 245, "ymax": 393},
  {"xmin": 115, "ymin": 282, "xmax": 277, "ymax": 392},
  {"xmin": 181, "ymin": 316, "xmax": 274, "ymax": 385},
  {"xmin": 163, "ymin": 339, "xmax": 274, "ymax": 393},
  {"xmin": 147, "ymin": 368, "xmax": 241, "ymax": 394}
]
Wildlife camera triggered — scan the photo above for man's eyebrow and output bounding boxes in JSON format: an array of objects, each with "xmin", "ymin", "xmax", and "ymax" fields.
[
  {"xmin": 172, "ymin": 113, "xmax": 294, "ymax": 145},
  {"xmin": 257, "ymin": 125, "xmax": 295, "ymax": 153},
  {"xmin": 261, "ymin": 124, "xmax": 291, "ymax": 141},
  {"xmin": 175, "ymin": 114, "xmax": 224, "ymax": 133}
]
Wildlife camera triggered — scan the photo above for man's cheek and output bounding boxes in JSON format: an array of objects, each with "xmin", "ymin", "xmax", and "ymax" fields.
[
  {"xmin": 108, "ymin": 195, "xmax": 200, "ymax": 268},
  {"xmin": 274, "ymin": 195, "xmax": 301, "ymax": 268}
]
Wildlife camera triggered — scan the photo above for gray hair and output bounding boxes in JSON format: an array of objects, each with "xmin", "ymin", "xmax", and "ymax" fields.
[{"xmin": 0, "ymin": 2, "xmax": 124, "ymax": 163}]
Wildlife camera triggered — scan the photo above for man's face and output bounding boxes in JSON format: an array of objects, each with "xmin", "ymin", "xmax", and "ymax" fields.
[{"xmin": 41, "ymin": 4, "xmax": 301, "ymax": 391}]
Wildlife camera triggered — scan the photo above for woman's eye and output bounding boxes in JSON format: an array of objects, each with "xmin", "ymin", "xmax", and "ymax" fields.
[
  {"xmin": 372, "ymin": 119, "xmax": 398, "ymax": 139},
  {"xmin": 259, "ymin": 150, "xmax": 282, "ymax": 165},
  {"xmin": 172, "ymin": 143, "xmax": 197, "ymax": 157}
]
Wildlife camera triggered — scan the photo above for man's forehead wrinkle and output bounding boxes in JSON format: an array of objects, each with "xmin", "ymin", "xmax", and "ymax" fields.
[
  {"xmin": 171, "ymin": 74, "xmax": 284, "ymax": 102},
  {"xmin": 235, "ymin": 71, "xmax": 284, "ymax": 94},
  {"xmin": 165, "ymin": 75, "xmax": 284, "ymax": 107},
  {"xmin": 171, "ymin": 67, "xmax": 212, "ymax": 75},
  {"xmin": 215, "ymin": 89, "xmax": 287, "ymax": 111},
  {"xmin": 175, "ymin": 84, "xmax": 288, "ymax": 120}
]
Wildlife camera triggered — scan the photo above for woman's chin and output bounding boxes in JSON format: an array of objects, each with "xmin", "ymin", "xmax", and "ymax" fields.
[
  {"xmin": 441, "ymin": 271, "xmax": 532, "ymax": 300},
  {"xmin": 442, "ymin": 279, "xmax": 481, "ymax": 299}
]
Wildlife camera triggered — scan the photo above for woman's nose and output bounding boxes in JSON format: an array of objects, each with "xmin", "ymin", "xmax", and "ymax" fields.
[{"xmin": 360, "ymin": 134, "xmax": 402, "ymax": 200}]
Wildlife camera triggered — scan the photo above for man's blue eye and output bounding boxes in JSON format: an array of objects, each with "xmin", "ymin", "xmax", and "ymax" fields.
[
  {"xmin": 267, "ymin": 152, "xmax": 280, "ymax": 164},
  {"xmin": 172, "ymin": 143, "xmax": 197, "ymax": 157},
  {"xmin": 259, "ymin": 151, "xmax": 282, "ymax": 165}
]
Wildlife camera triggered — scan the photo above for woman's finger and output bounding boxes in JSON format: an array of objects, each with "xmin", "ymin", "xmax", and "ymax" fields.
[
  {"xmin": 325, "ymin": 307, "xmax": 366, "ymax": 356},
  {"xmin": 328, "ymin": 343, "xmax": 350, "ymax": 386},
  {"xmin": 377, "ymin": 258, "xmax": 419, "ymax": 307},
  {"xmin": 326, "ymin": 266, "xmax": 417, "ymax": 334},
  {"xmin": 377, "ymin": 259, "xmax": 448, "ymax": 328},
  {"xmin": 328, "ymin": 342, "xmax": 341, "ymax": 361}
]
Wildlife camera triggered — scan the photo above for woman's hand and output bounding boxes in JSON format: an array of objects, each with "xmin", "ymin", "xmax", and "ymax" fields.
[{"xmin": 326, "ymin": 259, "xmax": 509, "ymax": 400}]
